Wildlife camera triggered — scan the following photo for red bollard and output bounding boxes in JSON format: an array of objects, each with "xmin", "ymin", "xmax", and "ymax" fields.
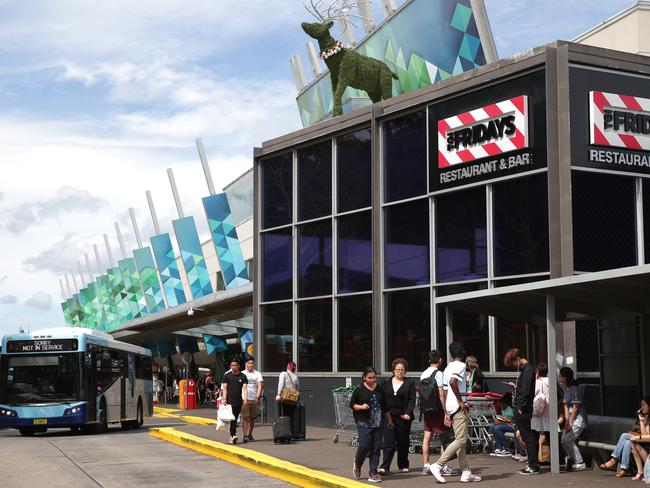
[{"xmin": 186, "ymin": 379, "xmax": 197, "ymax": 410}]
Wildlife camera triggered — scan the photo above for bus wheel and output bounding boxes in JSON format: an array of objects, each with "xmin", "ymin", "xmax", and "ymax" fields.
[
  {"xmin": 96, "ymin": 400, "xmax": 108, "ymax": 434},
  {"xmin": 19, "ymin": 428, "xmax": 35, "ymax": 437},
  {"xmin": 70, "ymin": 426, "xmax": 80, "ymax": 434},
  {"xmin": 135, "ymin": 399, "xmax": 143, "ymax": 429}
]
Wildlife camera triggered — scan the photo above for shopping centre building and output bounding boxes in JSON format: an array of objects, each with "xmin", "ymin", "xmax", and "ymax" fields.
[{"xmin": 254, "ymin": 39, "xmax": 650, "ymax": 434}]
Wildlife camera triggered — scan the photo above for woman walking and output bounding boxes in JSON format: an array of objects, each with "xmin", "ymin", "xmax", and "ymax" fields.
[
  {"xmin": 350, "ymin": 367, "xmax": 392, "ymax": 483},
  {"xmin": 378, "ymin": 358, "xmax": 416, "ymax": 475},
  {"xmin": 275, "ymin": 361, "xmax": 300, "ymax": 439}
]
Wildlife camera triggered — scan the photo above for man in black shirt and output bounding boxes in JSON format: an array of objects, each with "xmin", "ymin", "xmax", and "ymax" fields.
[
  {"xmin": 504, "ymin": 348, "xmax": 539, "ymax": 475},
  {"xmin": 221, "ymin": 358, "xmax": 248, "ymax": 444}
]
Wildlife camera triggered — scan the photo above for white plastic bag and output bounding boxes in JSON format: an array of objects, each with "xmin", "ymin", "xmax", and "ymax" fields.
[
  {"xmin": 217, "ymin": 403, "xmax": 235, "ymax": 422},
  {"xmin": 216, "ymin": 419, "xmax": 227, "ymax": 431}
]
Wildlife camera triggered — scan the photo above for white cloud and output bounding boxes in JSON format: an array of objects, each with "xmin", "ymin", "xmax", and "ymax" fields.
[
  {"xmin": 25, "ymin": 291, "xmax": 53, "ymax": 311},
  {"xmin": 22, "ymin": 233, "xmax": 92, "ymax": 275},
  {"xmin": 1, "ymin": 186, "xmax": 107, "ymax": 234},
  {"xmin": 0, "ymin": 275, "xmax": 7, "ymax": 286},
  {"xmin": 0, "ymin": 294, "xmax": 18, "ymax": 304}
]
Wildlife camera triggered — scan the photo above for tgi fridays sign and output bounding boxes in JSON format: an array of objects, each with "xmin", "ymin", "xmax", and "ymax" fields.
[
  {"xmin": 588, "ymin": 91, "xmax": 650, "ymax": 171},
  {"xmin": 437, "ymin": 95, "xmax": 534, "ymax": 188}
]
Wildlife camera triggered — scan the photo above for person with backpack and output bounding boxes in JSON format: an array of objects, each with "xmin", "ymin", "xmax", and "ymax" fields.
[
  {"xmin": 531, "ymin": 363, "xmax": 550, "ymax": 463},
  {"xmin": 420, "ymin": 349, "xmax": 456, "ymax": 477}
]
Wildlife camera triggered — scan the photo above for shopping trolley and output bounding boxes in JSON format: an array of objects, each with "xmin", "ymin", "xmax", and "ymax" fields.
[
  {"xmin": 465, "ymin": 394, "xmax": 500, "ymax": 453},
  {"xmin": 332, "ymin": 387, "xmax": 359, "ymax": 446}
]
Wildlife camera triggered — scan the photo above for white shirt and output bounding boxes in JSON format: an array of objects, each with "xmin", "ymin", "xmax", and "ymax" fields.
[
  {"xmin": 443, "ymin": 360, "xmax": 467, "ymax": 415},
  {"xmin": 420, "ymin": 366, "xmax": 444, "ymax": 388},
  {"xmin": 243, "ymin": 369, "xmax": 263, "ymax": 401}
]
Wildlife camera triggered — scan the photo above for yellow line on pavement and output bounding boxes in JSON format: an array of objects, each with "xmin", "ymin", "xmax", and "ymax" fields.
[
  {"xmin": 178, "ymin": 415, "xmax": 217, "ymax": 425},
  {"xmin": 149, "ymin": 427, "xmax": 368, "ymax": 488},
  {"xmin": 153, "ymin": 406, "xmax": 181, "ymax": 414}
]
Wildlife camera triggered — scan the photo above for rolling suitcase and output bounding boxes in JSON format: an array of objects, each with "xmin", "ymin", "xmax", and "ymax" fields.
[
  {"xmin": 291, "ymin": 401, "xmax": 306, "ymax": 440},
  {"xmin": 273, "ymin": 402, "xmax": 292, "ymax": 444}
]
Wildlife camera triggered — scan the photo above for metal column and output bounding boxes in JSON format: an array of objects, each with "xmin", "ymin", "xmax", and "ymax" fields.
[{"xmin": 546, "ymin": 294, "xmax": 560, "ymax": 475}]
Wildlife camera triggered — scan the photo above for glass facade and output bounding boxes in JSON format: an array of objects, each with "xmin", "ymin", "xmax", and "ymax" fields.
[
  {"xmin": 338, "ymin": 294, "xmax": 373, "ymax": 372},
  {"xmin": 261, "ymin": 228, "xmax": 292, "ymax": 302},
  {"xmin": 262, "ymin": 153, "xmax": 292, "ymax": 229},
  {"xmin": 298, "ymin": 141, "xmax": 332, "ymax": 221},
  {"xmin": 298, "ymin": 220, "xmax": 332, "ymax": 298},
  {"xmin": 262, "ymin": 302, "xmax": 292, "ymax": 372},
  {"xmin": 338, "ymin": 211, "xmax": 372, "ymax": 293},
  {"xmin": 385, "ymin": 288, "xmax": 430, "ymax": 372},
  {"xmin": 298, "ymin": 298, "xmax": 332, "ymax": 372},
  {"xmin": 337, "ymin": 129, "xmax": 371, "ymax": 212}
]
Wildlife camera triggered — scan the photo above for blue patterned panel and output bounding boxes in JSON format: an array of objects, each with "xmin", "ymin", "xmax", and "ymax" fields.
[
  {"xmin": 151, "ymin": 233, "xmax": 187, "ymax": 307},
  {"xmin": 107, "ymin": 266, "xmax": 132, "ymax": 324},
  {"xmin": 172, "ymin": 216, "xmax": 213, "ymax": 298},
  {"xmin": 134, "ymin": 246, "xmax": 166, "ymax": 314},
  {"xmin": 88, "ymin": 282, "xmax": 106, "ymax": 331},
  {"xmin": 202, "ymin": 193, "xmax": 250, "ymax": 289},
  {"xmin": 77, "ymin": 287, "xmax": 97, "ymax": 329},
  {"xmin": 60, "ymin": 300, "xmax": 71, "ymax": 326},
  {"xmin": 97, "ymin": 274, "xmax": 120, "ymax": 331},
  {"xmin": 71, "ymin": 294, "xmax": 83, "ymax": 327},
  {"xmin": 119, "ymin": 258, "xmax": 146, "ymax": 319}
]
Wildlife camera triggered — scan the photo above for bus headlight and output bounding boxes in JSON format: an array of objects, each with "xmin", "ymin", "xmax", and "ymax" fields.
[
  {"xmin": 0, "ymin": 409, "xmax": 16, "ymax": 417},
  {"xmin": 63, "ymin": 407, "xmax": 82, "ymax": 416}
]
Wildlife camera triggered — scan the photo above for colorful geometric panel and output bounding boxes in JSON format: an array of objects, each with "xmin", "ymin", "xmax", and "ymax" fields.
[
  {"xmin": 119, "ymin": 258, "xmax": 147, "ymax": 319},
  {"xmin": 61, "ymin": 300, "xmax": 71, "ymax": 326},
  {"xmin": 134, "ymin": 246, "xmax": 166, "ymax": 314},
  {"xmin": 88, "ymin": 282, "xmax": 106, "ymax": 331},
  {"xmin": 97, "ymin": 274, "xmax": 120, "ymax": 331},
  {"xmin": 296, "ymin": 0, "xmax": 490, "ymax": 126},
  {"xmin": 77, "ymin": 287, "xmax": 97, "ymax": 330},
  {"xmin": 202, "ymin": 193, "xmax": 250, "ymax": 289},
  {"xmin": 203, "ymin": 334, "xmax": 228, "ymax": 355},
  {"xmin": 107, "ymin": 266, "xmax": 132, "ymax": 323},
  {"xmin": 71, "ymin": 294, "xmax": 83, "ymax": 327},
  {"xmin": 151, "ymin": 233, "xmax": 187, "ymax": 307},
  {"xmin": 172, "ymin": 217, "xmax": 213, "ymax": 299}
]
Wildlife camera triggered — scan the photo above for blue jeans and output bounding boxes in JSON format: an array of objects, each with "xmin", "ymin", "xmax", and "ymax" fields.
[
  {"xmin": 355, "ymin": 423, "xmax": 383, "ymax": 476},
  {"xmin": 561, "ymin": 415, "xmax": 586, "ymax": 464},
  {"xmin": 611, "ymin": 432, "xmax": 633, "ymax": 470},
  {"xmin": 490, "ymin": 423, "xmax": 524, "ymax": 453}
]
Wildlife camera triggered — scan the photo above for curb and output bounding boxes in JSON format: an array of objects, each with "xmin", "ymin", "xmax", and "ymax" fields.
[
  {"xmin": 178, "ymin": 415, "xmax": 216, "ymax": 425},
  {"xmin": 149, "ymin": 427, "xmax": 369, "ymax": 488}
]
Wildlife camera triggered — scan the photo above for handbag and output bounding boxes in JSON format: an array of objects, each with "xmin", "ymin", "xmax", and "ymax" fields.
[
  {"xmin": 217, "ymin": 403, "xmax": 235, "ymax": 422},
  {"xmin": 280, "ymin": 372, "xmax": 300, "ymax": 405},
  {"xmin": 532, "ymin": 379, "xmax": 549, "ymax": 417}
]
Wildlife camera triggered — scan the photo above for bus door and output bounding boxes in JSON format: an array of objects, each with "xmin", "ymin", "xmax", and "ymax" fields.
[
  {"xmin": 124, "ymin": 352, "xmax": 137, "ymax": 419},
  {"xmin": 85, "ymin": 349, "xmax": 97, "ymax": 422}
]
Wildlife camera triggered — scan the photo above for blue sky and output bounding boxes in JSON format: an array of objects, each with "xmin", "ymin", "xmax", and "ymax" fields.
[{"xmin": 0, "ymin": 0, "xmax": 636, "ymax": 338}]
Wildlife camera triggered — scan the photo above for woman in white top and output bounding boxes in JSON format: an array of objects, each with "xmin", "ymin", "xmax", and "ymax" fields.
[
  {"xmin": 531, "ymin": 362, "xmax": 550, "ymax": 434},
  {"xmin": 276, "ymin": 361, "xmax": 300, "ymax": 438}
]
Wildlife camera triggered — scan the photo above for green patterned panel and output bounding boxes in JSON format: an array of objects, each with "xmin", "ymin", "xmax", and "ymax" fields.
[
  {"xmin": 108, "ymin": 266, "xmax": 132, "ymax": 324},
  {"xmin": 119, "ymin": 258, "xmax": 147, "ymax": 319},
  {"xmin": 97, "ymin": 274, "xmax": 120, "ymax": 331}
]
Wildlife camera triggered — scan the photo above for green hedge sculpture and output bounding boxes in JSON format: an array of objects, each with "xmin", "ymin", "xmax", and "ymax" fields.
[{"xmin": 302, "ymin": 21, "xmax": 398, "ymax": 117}]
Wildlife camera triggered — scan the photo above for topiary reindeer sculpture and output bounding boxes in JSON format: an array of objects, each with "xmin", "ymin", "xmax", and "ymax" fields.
[{"xmin": 302, "ymin": 0, "xmax": 398, "ymax": 117}]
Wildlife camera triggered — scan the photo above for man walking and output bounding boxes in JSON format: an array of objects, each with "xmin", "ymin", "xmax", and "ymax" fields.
[
  {"xmin": 430, "ymin": 342, "xmax": 481, "ymax": 483},
  {"xmin": 242, "ymin": 357, "xmax": 264, "ymax": 443},
  {"xmin": 221, "ymin": 358, "xmax": 248, "ymax": 444},
  {"xmin": 504, "ymin": 348, "xmax": 540, "ymax": 475}
]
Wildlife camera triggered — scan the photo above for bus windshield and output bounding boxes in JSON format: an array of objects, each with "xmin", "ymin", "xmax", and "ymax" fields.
[{"xmin": 4, "ymin": 354, "xmax": 79, "ymax": 404}]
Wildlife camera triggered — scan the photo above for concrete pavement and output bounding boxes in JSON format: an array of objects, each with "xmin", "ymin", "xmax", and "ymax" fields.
[{"xmin": 0, "ymin": 416, "xmax": 290, "ymax": 488}]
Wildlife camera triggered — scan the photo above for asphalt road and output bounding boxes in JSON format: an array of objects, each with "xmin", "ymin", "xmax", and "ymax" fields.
[{"xmin": 0, "ymin": 419, "xmax": 291, "ymax": 488}]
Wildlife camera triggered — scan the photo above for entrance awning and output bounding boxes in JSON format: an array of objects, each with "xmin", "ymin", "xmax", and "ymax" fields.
[{"xmin": 436, "ymin": 264, "xmax": 650, "ymax": 322}]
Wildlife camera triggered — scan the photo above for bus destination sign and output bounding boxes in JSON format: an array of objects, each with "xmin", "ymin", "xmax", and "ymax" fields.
[{"xmin": 7, "ymin": 339, "xmax": 78, "ymax": 353}]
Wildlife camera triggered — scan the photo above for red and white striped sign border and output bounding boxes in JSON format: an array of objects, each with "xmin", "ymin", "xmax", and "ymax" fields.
[
  {"xmin": 438, "ymin": 95, "xmax": 529, "ymax": 168},
  {"xmin": 590, "ymin": 91, "xmax": 650, "ymax": 150}
]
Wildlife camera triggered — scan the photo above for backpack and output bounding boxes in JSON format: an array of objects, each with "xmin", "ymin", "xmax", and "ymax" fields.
[
  {"xmin": 532, "ymin": 378, "xmax": 549, "ymax": 417},
  {"xmin": 419, "ymin": 369, "xmax": 443, "ymax": 419}
]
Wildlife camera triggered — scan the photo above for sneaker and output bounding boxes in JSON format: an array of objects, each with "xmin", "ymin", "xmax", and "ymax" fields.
[
  {"xmin": 377, "ymin": 468, "xmax": 387, "ymax": 475},
  {"xmin": 518, "ymin": 466, "xmax": 540, "ymax": 476},
  {"xmin": 422, "ymin": 464, "xmax": 431, "ymax": 476},
  {"xmin": 248, "ymin": 434, "xmax": 254, "ymax": 441},
  {"xmin": 460, "ymin": 470, "xmax": 481, "ymax": 482},
  {"xmin": 572, "ymin": 463, "xmax": 587, "ymax": 472},
  {"xmin": 367, "ymin": 474, "xmax": 382, "ymax": 483},
  {"xmin": 399, "ymin": 468, "xmax": 409, "ymax": 473},
  {"xmin": 490, "ymin": 449, "xmax": 511, "ymax": 457},
  {"xmin": 242, "ymin": 435, "xmax": 249, "ymax": 443},
  {"xmin": 511, "ymin": 453, "xmax": 527, "ymax": 462},
  {"xmin": 442, "ymin": 465, "xmax": 458, "ymax": 476},
  {"xmin": 353, "ymin": 461, "xmax": 361, "ymax": 479},
  {"xmin": 231, "ymin": 435, "xmax": 238, "ymax": 444},
  {"xmin": 430, "ymin": 463, "xmax": 446, "ymax": 484}
]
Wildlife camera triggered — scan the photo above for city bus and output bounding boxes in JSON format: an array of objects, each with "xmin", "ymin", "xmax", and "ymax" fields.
[{"xmin": 0, "ymin": 327, "xmax": 153, "ymax": 436}]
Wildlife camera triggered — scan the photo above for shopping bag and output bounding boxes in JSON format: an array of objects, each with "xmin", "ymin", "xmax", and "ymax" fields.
[
  {"xmin": 217, "ymin": 403, "xmax": 235, "ymax": 422},
  {"xmin": 538, "ymin": 432, "xmax": 550, "ymax": 463},
  {"xmin": 280, "ymin": 387, "xmax": 300, "ymax": 406},
  {"xmin": 216, "ymin": 419, "xmax": 227, "ymax": 431}
]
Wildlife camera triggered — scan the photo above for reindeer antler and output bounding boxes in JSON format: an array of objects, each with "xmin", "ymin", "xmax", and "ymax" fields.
[
  {"xmin": 303, "ymin": 0, "xmax": 326, "ymax": 22},
  {"xmin": 304, "ymin": 0, "xmax": 369, "ymax": 24}
]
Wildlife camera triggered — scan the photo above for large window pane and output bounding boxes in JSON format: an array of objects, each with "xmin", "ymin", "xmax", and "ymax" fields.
[
  {"xmin": 338, "ymin": 294, "xmax": 372, "ymax": 372},
  {"xmin": 436, "ymin": 188, "xmax": 487, "ymax": 282},
  {"xmin": 384, "ymin": 110, "xmax": 427, "ymax": 202},
  {"xmin": 338, "ymin": 211, "xmax": 372, "ymax": 293},
  {"xmin": 385, "ymin": 199, "xmax": 429, "ymax": 288},
  {"xmin": 452, "ymin": 311, "xmax": 490, "ymax": 372},
  {"xmin": 261, "ymin": 228, "xmax": 292, "ymax": 301},
  {"xmin": 576, "ymin": 320, "xmax": 599, "ymax": 373},
  {"xmin": 496, "ymin": 319, "xmax": 546, "ymax": 372},
  {"xmin": 298, "ymin": 141, "xmax": 331, "ymax": 221},
  {"xmin": 643, "ymin": 179, "xmax": 650, "ymax": 263},
  {"xmin": 262, "ymin": 302, "xmax": 293, "ymax": 372},
  {"xmin": 298, "ymin": 298, "xmax": 333, "ymax": 372},
  {"xmin": 493, "ymin": 174, "xmax": 549, "ymax": 276},
  {"xmin": 385, "ymin": 288, "xmax": 430, "ymax": 372},
  {"xmin": 337, "ymin": 129, "xmax": 371, "ymax": 212},
  {"xmin": 298, "ymin": 220, "xmax": 332, "ymax": 297},
  {"xmin": 262, "ymin": 153, "xmax": 292, "ymax": 229},
  {"xmin": 573, "ymin": 171, "xmax": 636, "ymax": 272}
]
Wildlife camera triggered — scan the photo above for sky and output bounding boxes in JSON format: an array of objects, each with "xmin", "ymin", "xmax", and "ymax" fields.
[{"xmin": 0, "ymin": 0, "xmax": 635, "ymax": 338}]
